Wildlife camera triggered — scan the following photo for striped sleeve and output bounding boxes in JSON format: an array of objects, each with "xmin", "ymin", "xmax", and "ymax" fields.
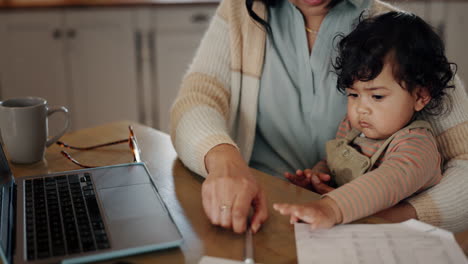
[
  {"xmin": 325, "ymin": 128, "xmax": 442, "ymax": 224},
  {"xmin": 170, "ymin": 0, "xmax": 236, "ymax": 177}
]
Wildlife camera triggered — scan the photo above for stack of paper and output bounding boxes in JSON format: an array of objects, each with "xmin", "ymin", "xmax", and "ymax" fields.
[
  {"xmin": 199, "ymin": 256, "xmax": 247, "ymax": 264},
  {"xmin": 295, "ymin": 219, "xmax": 467, "ymax": 264}
]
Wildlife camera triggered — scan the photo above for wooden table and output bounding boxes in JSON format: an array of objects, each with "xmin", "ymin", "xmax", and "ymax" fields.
[{"xmin": 10, "ymin": 121, "xmax": 468, "ymax": 263}]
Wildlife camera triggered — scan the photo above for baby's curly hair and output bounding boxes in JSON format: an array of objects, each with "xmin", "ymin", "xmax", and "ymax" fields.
[{"xmin": 333, "ymin": 11, "xmax": 456, "ymax": 116}]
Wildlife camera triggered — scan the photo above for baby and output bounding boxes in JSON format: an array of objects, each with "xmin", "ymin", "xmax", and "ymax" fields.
[{"xmin": 274, "ymin": 11, "xmax": 455, "ymax": 229}]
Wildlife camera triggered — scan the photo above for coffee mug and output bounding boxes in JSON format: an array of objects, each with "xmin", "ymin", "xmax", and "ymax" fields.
[{"xmin": 0, "ymin": 97, "xmax": 70, "ymax": 164}]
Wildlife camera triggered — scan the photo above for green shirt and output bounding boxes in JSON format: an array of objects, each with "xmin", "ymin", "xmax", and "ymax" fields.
[{"xmin": 249, "ymin": 0, "xmax": 370, "ymax": 178}]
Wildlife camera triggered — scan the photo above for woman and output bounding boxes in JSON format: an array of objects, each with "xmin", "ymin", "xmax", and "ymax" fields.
[{"xmin": 170, "ymin": 0, "xmax": 468, "ymax": 234}]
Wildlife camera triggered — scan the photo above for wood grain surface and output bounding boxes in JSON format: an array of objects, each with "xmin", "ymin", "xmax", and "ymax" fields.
[{"xmin": 9, "ymin": 121, "xmax": 467, "ymax": 263}]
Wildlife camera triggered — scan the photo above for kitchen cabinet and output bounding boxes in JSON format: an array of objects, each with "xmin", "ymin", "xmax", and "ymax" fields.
[
  {"xmin": 0, "ymin": 9, "xmax": 140, "ymax": 132},
  {"xmin": 64, "ymin": 9, "xmax": 139, "ymax": 130},
  {"xmin": 0, "ymin": 11, "xmax": 69, "ymax": 135},
  {"xmin": 151, "ymin": 6, "xmax": 216, "ymax": 133},
  {"xmin": 445, "ymin": 1, "xmax": 468, "ymax": 87},
  {"xmin": 391, "ymin": 1, "xmax": 428, "ymax": 18},
  {"xmin": 1, "ymin": 1, "xmax": 465, "ymax": 136},
  {"xmin": 391, "ymin": 1, "xmax": 468, "ymax": 87}
]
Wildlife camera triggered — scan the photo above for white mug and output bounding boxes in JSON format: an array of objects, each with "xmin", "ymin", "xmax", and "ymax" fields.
[{"xmin": 0, "ymin": 97, "xmax": 70, "ymax": 164}]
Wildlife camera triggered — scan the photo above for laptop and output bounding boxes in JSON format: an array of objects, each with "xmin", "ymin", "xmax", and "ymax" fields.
[{"xmin": 0, "ymin": 143, "xmax": 183, "ymax": 264}]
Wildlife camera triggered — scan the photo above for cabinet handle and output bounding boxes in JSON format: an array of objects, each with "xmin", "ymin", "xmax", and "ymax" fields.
[
  {"xmin": 148, "ymin": 30, "xmax": 158, "ymax": 127},
  {"xmin": 0, "ymin": 73, "xmax": 3, "ymax": 99},
  {"xmin": 191, "ymin": 13, "xmax": 209, "ymax": 24},
  {"xmin": 52, "ymin": 29, "xmax": 62, "ymax": 39},
  {"xmin": 66, "ymin": 29, "xmax": 77, "ymax": 39},
  {"xmin": 134, "ymin": 31, "xmax": 145, "ymax": 124}
]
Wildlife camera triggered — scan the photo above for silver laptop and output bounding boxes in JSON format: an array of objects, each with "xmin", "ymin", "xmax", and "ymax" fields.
[{"xmin": 0, "ymin": 143, "xmax": 183, "ymax": 264}]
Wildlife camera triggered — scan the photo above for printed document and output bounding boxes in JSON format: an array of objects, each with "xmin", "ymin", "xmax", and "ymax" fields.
[{"xmin": 295, "ymin": 219, "xmax": 467, "ymax": 264}]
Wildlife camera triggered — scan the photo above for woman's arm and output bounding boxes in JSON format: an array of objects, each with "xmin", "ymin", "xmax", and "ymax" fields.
[
  {"xmin": 171, "ymin": 1, "xmax": 235, "ymax": 177},
  {"xmin": 408, "ymin": 76, "xmax": 468, "ymax": 232},
  {"xmin": 373, "ymin": 201, "xmax": 418, "ymax": 222},
  {"xmin": 170, "ymin": 0, "xmax": 268, "ymax": 233}
]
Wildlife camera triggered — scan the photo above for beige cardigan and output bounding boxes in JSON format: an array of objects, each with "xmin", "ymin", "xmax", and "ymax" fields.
[{"xmin": 171, "ymin": 0, "xmax": 468, "ymax": 232}]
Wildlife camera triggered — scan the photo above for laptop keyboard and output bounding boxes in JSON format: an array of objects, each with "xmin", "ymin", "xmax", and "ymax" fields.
[{"xmin": 24, "ymin": 173, "xmax": 110, "ymax": 260}]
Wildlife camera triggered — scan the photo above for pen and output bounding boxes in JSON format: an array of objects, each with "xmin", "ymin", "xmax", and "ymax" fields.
[
  {"xmin": 244, "ymin": 211, "xmax": 255, "ymax": 264},
  {"xmin": 244, "ymin": 227, "xmax": 254, "ymax": 264}
]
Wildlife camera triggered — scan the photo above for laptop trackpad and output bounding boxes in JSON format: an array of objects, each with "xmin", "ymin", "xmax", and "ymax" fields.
[
  {"xmin": 99, "ymin": 184, "xmax": 163, "ymax": 221},
  {"xmin": 98, "ymin": 184, "xmax": 182, "ymax": 248}
]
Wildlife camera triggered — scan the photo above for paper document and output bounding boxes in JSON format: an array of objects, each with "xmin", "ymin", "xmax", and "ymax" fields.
[
  {"xmin": 199, "ymin": 256, "xmax": 246, "ymax": 264},
  {"xmin": 295, "ymin": 219, "xmax": 467, "ymax": 264}
]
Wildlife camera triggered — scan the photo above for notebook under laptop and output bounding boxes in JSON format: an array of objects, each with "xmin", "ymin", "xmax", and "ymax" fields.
[{"xmin": 0, "ymin": 143, "xmax": 183, "ymax": 264}]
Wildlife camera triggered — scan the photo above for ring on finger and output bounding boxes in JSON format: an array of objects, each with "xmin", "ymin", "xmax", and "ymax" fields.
[{"xmin": 220, "ymin": 204, "xmax": 231, "ymax": 212}]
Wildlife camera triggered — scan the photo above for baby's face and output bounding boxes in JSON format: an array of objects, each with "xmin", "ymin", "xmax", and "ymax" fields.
[{"xmin": 346, "ymin": 63, "xmax": 421, "ymax": 140}]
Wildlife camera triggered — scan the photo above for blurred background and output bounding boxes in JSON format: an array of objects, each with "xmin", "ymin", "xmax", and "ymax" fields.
[{"xmin": 0, "ymin": 0, "xmax": 466, "ymax": 136}]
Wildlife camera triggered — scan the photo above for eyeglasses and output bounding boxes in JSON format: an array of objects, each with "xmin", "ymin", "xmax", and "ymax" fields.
[{"xmin": 56, "ymin": 125, "xmax": 142, "ymax": 168}]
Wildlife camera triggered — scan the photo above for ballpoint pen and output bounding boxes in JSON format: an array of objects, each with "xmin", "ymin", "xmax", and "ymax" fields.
[
  {"xmin": 244, "ymin": 227, "xmax": 255, "ymax": 264},
  {"xmin": 244, "ymin": 211, "xmax": 255, "ymax": 264}
]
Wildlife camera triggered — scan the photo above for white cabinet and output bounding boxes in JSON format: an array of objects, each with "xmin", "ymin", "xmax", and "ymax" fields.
[
  {"xmin": 0, "ymin": 12, "xmax": 68, "ymax": 116},
  {"xmin": 0, "ymin": 9, "xmax": 140, "ymax": 131},
  {"xmin": 0, "ymin": 2, "xmax": 466, "ymax": 135},
  {"xmin": 65, "ymin": 10, "xmax": 139, "ymax": 129},
  {"xmin": 391, "ymin": 1, "xmax": 468, "ymax": 87},
  {"xmin": 0, "ymin": 11, "xmax": 71, "ymax": 135},
  {"xmin": 152, "ymin": 6, "xmax": 216, "ymax": 133},
  {"xmin": 391, "ymin": 1, "xmax": 428, "ymax": 18},
  {"xmin": 445, "ymin": 2, "xmax": 468, "ymax": 86}
]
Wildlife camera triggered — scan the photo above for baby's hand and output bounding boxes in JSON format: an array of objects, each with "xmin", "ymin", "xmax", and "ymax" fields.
[
  {"xmin": 284, "ymin": 169, "xmax": 314, "ymax": 190},
  {"xmin": 273, "ymin": 197, "xmax": 342, "ymax": 230},
  {"xmin": 285, "ymin": 170, "xmax": 334, "ymax": 194}
]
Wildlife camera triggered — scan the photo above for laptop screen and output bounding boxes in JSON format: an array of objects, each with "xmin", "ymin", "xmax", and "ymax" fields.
[{"xmin": 0, "ymin": 144, "xmax": 15, "ymax": 263}]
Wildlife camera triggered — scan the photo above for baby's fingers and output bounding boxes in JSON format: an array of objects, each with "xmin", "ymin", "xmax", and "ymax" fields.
[
  {"xmin": 293, "ymin": 207, "xmax": 319, "ymax": 223},
  {"xmin": 316, "ymin": 172, "xmax": 331, "ymax": 182},
  {"xmin": 303, "ymin": 169, "xmax": 313, "ymax": 177},
  {"xmin": 289, "ymin": 215, "xmax": 299, "ymax": 224},
  {"xmin": 295, "ymin": 169, "xmax": 305, "ymax": 177},
  {"xmin": 273, "ymin": 203, "xmax": 297, "ymax": 216}
]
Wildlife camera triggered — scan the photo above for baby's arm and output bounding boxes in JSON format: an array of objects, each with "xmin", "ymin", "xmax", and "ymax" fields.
[
  {"xmin": 325, "ymin": 128, "xmax": 441, "ymax": 224},
  {"xmin": 273, "ymin": 197, "xmax": 342, "ymax": 229}
]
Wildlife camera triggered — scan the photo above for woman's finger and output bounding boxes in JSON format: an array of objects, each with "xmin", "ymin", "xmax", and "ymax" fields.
[
  {"xmin": 250, "ymin": 188, "xmax": 268, "ymax": 233},
  {"xmin": 211, "ymin": 185, "xmax": 223, "ymax": 226},
  {"xmin": 201, "ymin": 181, "xmax": 218, "ymax": 225},
  {"xmin": 219, "ymin": 196, "xmax": 234, "ymax": 229},
  {"xmin": 231, "ymin": 185, "xmax": 257, "ymax": 233}
]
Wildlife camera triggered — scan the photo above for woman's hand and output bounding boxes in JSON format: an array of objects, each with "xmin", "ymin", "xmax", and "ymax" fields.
[
  {"xmin": 285, "ymin": 169, "xmax": 335, "ymax": 194},
  {"xmin": 203, "ymin": 144, "xmax": 268, "ymax": 234},
  {"xmin": 273, "ymin": 197, "xmax": 342, "ymax": 230}
]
